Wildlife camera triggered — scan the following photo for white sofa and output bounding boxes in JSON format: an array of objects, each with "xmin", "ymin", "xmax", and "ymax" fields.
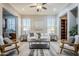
[{"xmin": 27, "ymin": 33, "xmax": 50, "ymax": 41}]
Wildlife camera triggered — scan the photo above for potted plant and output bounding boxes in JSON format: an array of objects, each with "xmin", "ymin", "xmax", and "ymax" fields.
[
  {"xmin": 69, "ymin": 25, "xmax": 78, "ymax": 43},
  {"xmin": 69, "ymin": 25, "xmax": 78, "ymax": 36}
]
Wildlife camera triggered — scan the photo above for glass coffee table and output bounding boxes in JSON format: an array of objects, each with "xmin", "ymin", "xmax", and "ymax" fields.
[{"xmin": 28, "ymin": 39, "xmax": 50, "ymax": 49}]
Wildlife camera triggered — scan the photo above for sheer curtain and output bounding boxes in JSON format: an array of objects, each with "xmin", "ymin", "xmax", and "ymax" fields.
[
  {"xmin": 7, "ymin": 16, "xmax": 16, "ymax": 33},
  {"xmin": 22, "ymin": 18, "xmax": 31, "ymax": 34},
  {"xmin": 47, "ymin": 16, "xmax": 56, "ymax": 34}
]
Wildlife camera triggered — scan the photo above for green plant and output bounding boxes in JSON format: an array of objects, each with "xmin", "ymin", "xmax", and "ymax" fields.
[{"xmin": 69, "ymin": 25, "xmax": 78, "ymax": 36}]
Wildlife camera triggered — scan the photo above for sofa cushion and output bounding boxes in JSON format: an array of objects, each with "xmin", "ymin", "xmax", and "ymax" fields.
[
  {"xmin": 40, "ymin": 33, "xmax": 50, "ymax": 40},
  {"xmin": 64, "ymin": 44, "xmax": 74, "ymax": 50}
]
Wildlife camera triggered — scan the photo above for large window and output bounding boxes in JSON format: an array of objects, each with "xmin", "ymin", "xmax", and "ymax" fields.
[
  {"xmin": 7, "ymin": 16, "xmax": 16, "ymax": 32},
  {"xmin": 22, "ymin": 18, "xmax": 31, "ymax": 33},
  {"xmin": 47, "ymin": 16, "xmax": 55, "ymax": 33}
]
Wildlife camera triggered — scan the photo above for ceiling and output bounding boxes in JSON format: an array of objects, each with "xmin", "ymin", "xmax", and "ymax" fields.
[
  {"xmin": 10, "ymin": 3, "xmax": 70, "ymax": 15},
  {"xmin": 71, "ymin": 7, "xmax": 78, "ymax": 17}
]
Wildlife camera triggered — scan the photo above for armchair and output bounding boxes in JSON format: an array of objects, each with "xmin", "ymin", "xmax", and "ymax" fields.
[
  {"xmin": 0, "ymin": 35, "xmax": 19, "ymax": 56},
  {"xmin": 60, "ymin": 35, "xmax": 79, "ymax": 55}
]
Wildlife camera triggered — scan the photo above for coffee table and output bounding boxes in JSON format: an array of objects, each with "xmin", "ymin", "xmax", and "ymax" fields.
[{"xmin": 29, "ymin": 39, "xmax": 50, "ymax": 49}]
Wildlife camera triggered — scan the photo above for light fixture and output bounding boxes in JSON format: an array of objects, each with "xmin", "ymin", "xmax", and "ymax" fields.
[
  {"xmin": 29, "ymin": 3, "xmax": 47, "ymax": 12},
  {"xmin": 33, "ymin": 3, "xmax": 42, "ymax": 9},
  {"xmin": 36, "ymin": 5, "xmax": 42, "ymax": 9}
]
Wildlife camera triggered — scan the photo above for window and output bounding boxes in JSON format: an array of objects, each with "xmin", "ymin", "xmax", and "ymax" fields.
[
  {"xmin": 22, "ymin": 18, "xmax": 31, "ymax": 33},
  {"xmin": 47, "ymin": 16, "xmax": 55, "ymax": 33},
  {"xmin": 7, "ymin": 16, "xmax": 16, "ymax": 32}
]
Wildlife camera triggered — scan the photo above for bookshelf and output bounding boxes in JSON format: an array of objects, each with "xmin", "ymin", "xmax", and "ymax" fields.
[{"xmin": 61, "ymin": 19, "xmax": 67, "ymax": 40}]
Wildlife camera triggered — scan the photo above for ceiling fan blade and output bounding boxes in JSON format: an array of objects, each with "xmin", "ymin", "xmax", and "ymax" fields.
[
  {"xmin": 37, "ymin": 9, "xmax": 39, "ymax": 12},
  {"xmin": 30, "ymin": 6, "xmax": 36, "ymax": 7},
  {"xmin": 42, "ymin": 3, "xmax": 47, "ymax": 5},
  {"xmin": 42, "ymin": 7, "xmax": 47, "ymax": 10}
]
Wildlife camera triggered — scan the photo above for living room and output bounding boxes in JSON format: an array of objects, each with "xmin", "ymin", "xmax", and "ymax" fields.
[{"xmin": 0, "ymin": 3, "xmax": 79, "ymax": 56}]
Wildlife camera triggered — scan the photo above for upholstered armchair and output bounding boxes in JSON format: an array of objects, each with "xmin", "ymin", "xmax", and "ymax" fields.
[
  {"xmin": 60, "ymin": 35, "xmax": 79, "ymax": 55},
  {"xmin": 0, "ymin": 35, "xmax": 19, "ymax": 56}
]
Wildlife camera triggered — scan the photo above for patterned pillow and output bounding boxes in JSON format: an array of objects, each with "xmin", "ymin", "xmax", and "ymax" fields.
[{"xmin": 30, "ymin": 33, "xmax": 34, "ymax": 37}]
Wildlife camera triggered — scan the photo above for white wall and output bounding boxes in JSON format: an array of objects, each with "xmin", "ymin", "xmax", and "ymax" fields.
[
  {"xmin": 56, "ymin": 16, "xmax": 61, "ymax": 40},
  {"xmin": 17, "ymin": 16, "xmax": 21, "ymax": 38},
  {"xmin": 31, "ymin": 16, "xmax": 47, "ymax": 33},
  {"xmin": 0, "ymin": 6, "xmax": 3, "ymax": 35},
  {"xmin": 78, "ymin": 4, "xmax": 79, "ymax": 34},
  {"xmin": 68, "ymin": 12, "xmax": 76, "ymax": 31}
]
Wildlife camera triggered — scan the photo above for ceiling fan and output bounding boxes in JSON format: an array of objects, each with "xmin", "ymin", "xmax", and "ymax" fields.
[{"xmin": 29, "ymin": 3, "xmax": 47, "ymax": 12}]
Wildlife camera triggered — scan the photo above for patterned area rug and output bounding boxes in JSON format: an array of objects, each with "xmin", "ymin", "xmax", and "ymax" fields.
[
  {"xmin": 28, "ymin": 49, "xmax": 44, "ymax": 56},
  {"xmin": 4, "ymin": 42, "xmax": 79, "ymax": 56}
]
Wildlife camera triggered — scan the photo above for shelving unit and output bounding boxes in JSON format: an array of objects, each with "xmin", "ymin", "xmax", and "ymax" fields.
[{"xmin": 61, "ymin": 19, "xmax": 67, "ymax": 40}]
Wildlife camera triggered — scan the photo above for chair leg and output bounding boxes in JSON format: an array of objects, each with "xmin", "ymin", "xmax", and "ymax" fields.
[
  {"xmin": 60, "ymin": 43, "xmax": 64, "ymax": 54},
  {"xmin": 60, "ymin": 47, "xmax": 63, "ymax": 54},
  {"xmin": 0, "ymin": 46, "xmax": 5, "ymax": 56},
  {"xmin": 15, "ymin": 43, "xmax": 19, "ymax": 54},
  {"xmin": 74, "ymin": 44, "xmax": 78, "ymax": 56}
]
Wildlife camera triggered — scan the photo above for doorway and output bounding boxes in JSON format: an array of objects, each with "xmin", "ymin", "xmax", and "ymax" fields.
[{"xmin": 60, "ymin": 14, "xmax": 67, "ymax": 40}]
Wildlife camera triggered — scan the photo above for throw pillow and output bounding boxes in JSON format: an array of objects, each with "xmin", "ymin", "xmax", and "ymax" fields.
[
  {"xmin": 4, "ymin": 37, "xmax": 13, "ymax": 44},
  {"xmin": 30, "ymin": 33, "xmax": 34, "ymax": 37}
]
